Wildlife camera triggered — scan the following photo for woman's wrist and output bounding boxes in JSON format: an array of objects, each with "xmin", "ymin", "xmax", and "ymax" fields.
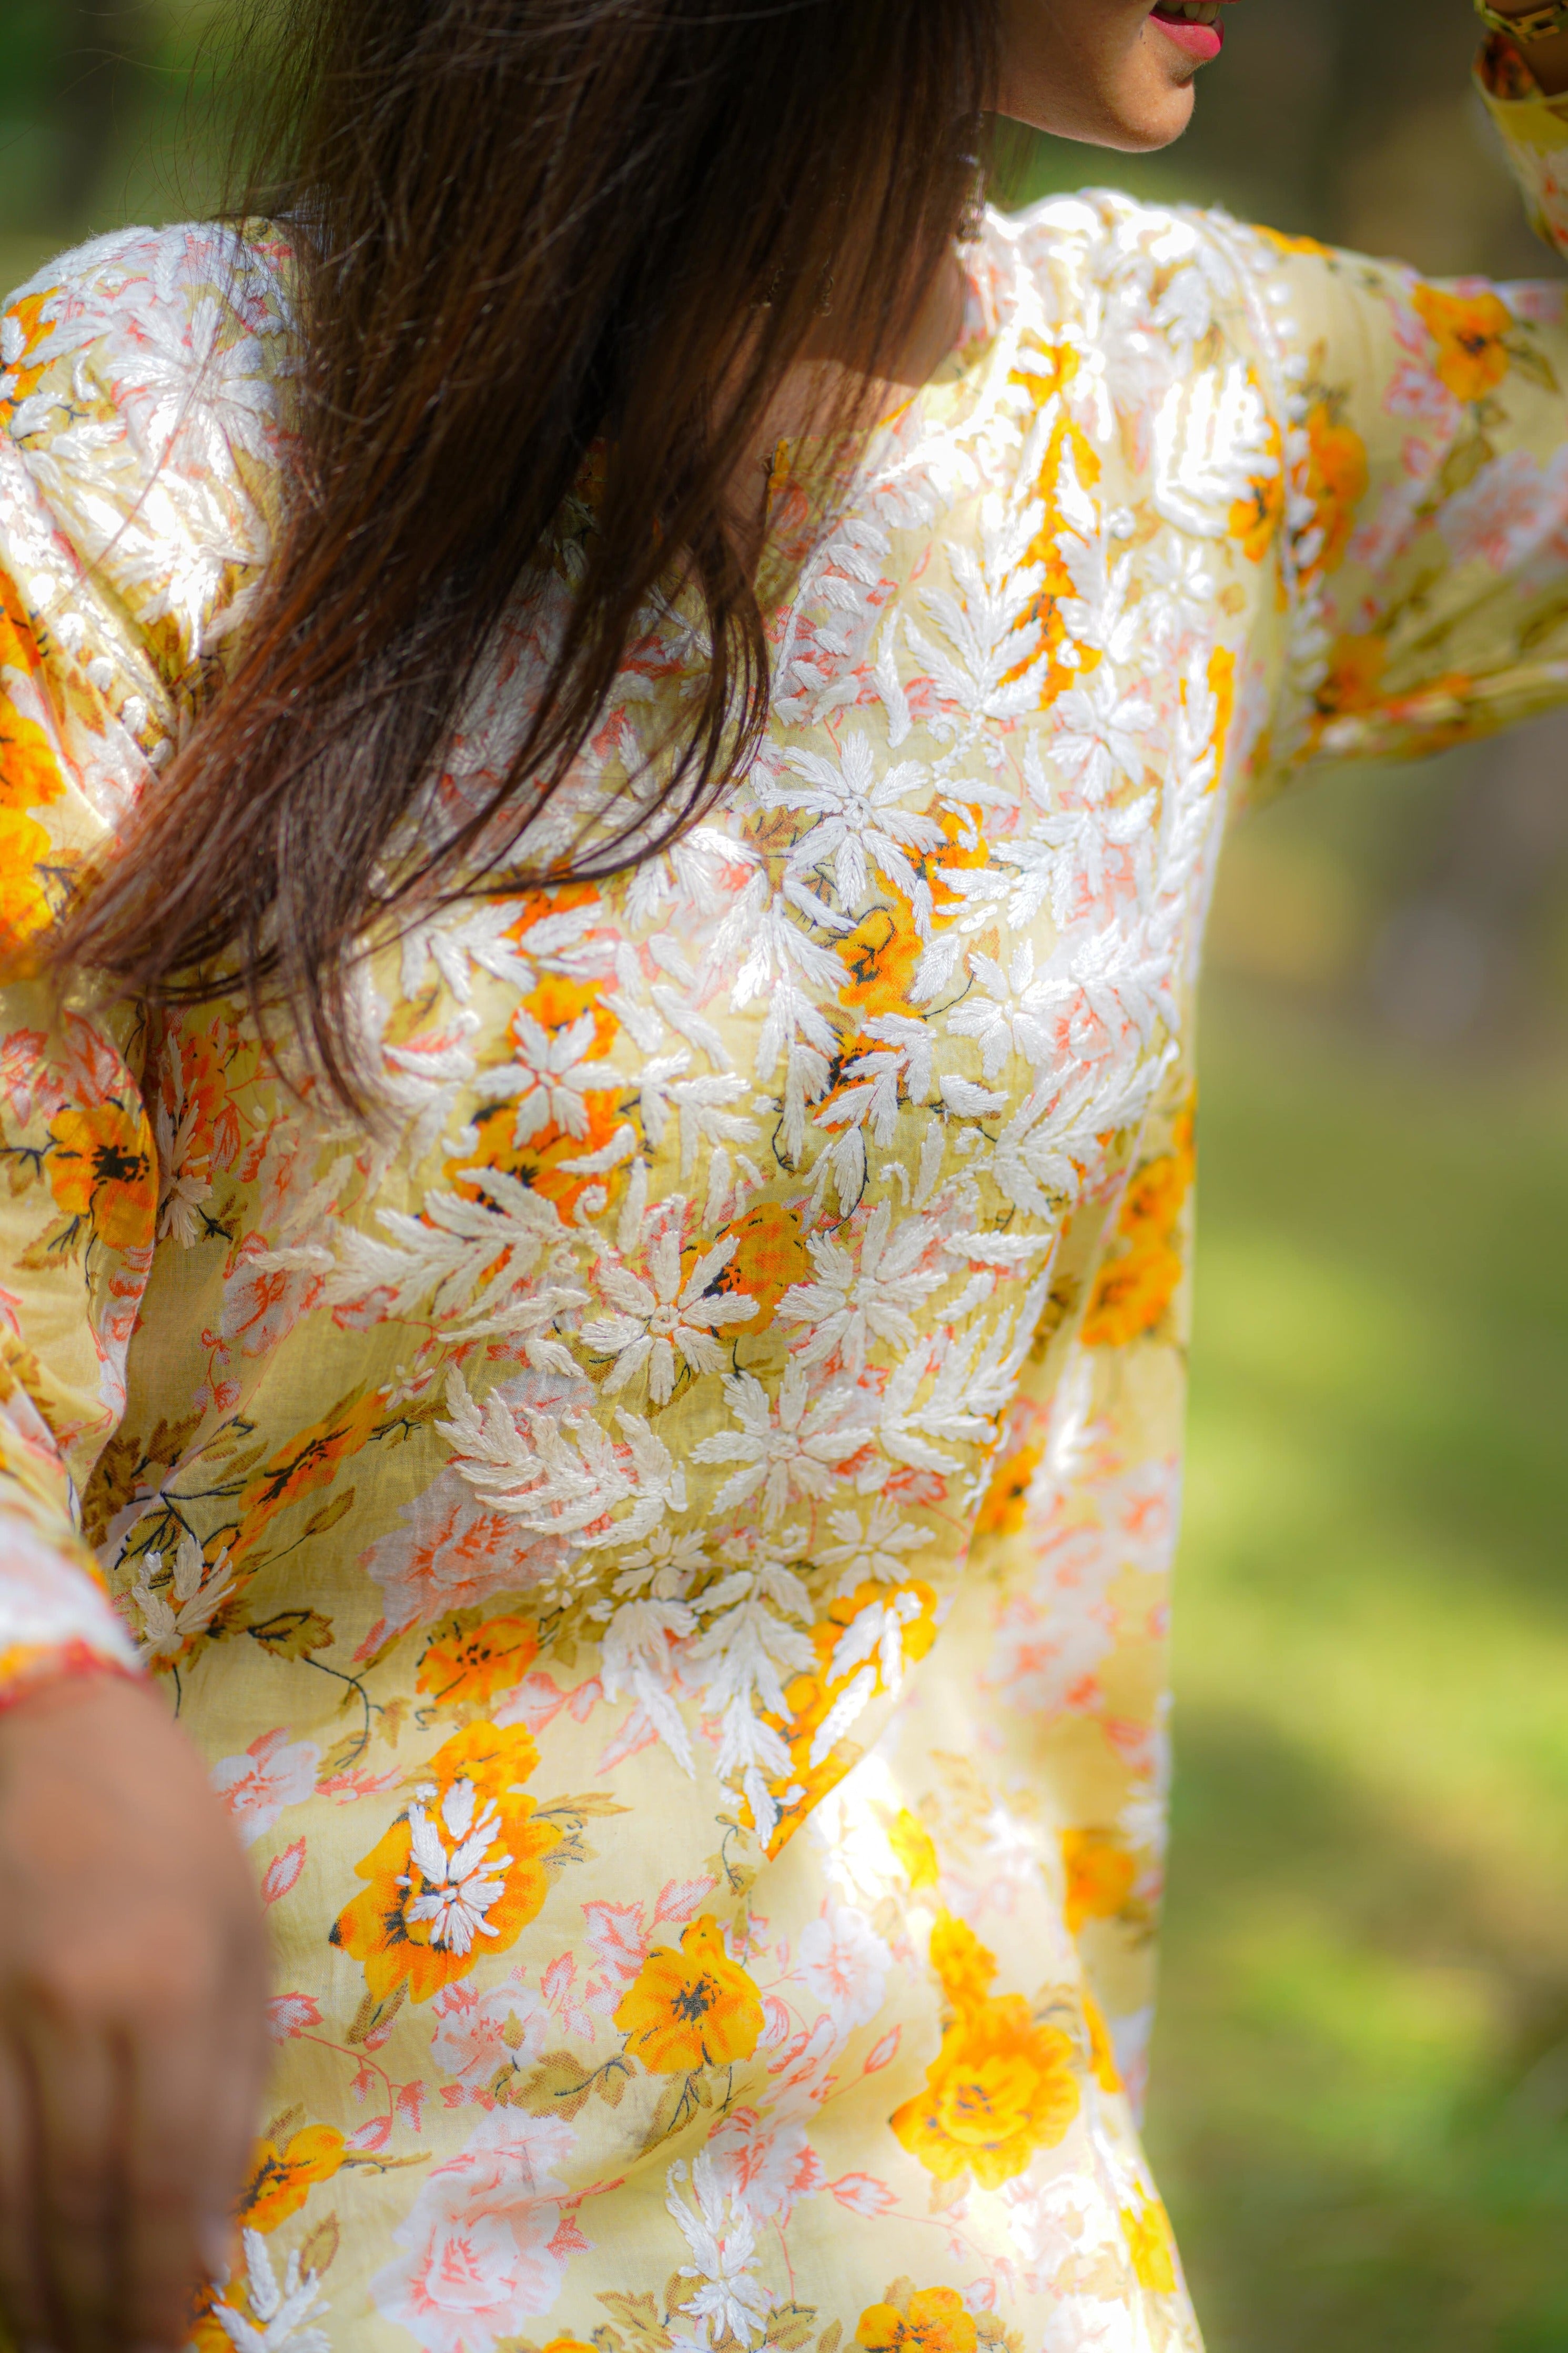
[{"xmin": 1479, "ymin": 3, "xmax": 1568, "ymax": 96}]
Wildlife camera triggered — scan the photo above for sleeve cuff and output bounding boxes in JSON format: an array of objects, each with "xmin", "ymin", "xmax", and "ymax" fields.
[{"xmin": 1476, "ymin": 33, "xmax": 1568, "ymax": 148}]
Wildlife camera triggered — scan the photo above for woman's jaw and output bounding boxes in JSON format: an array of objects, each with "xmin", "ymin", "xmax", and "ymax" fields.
[{"xmin": 997, "ymin": 0, "xmax": 1239, "ymax": 150}]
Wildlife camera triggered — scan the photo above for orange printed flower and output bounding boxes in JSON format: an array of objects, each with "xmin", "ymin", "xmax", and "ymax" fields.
[
  {"xmin": 1316, "ymin": 630, "xmax": 1388, "ymax": 721},
  {"xmin": 891, "ymin": 1992, "xmax": 1080, "ymax": 2189},
  {"xmin": 458, "ymin": 1088, "xmax": 628, "ymax": 1222},
  {"xmin": 1302, "ymin": 401, "xmax": 1368, "ymax": 578},
  {"xmin": 974, "ymin": 1441, "xmax": 1041, "ymax": 1541},
  {"xmin": 857, "ymin": 2285, "xmax": 978, "ymax": 2353},
  {"xmin": 417, "ymin": 1614, "xmax": 540, "ymax": 1712},
  {"xmin": 46, "ymin": 1097, "xmax": 156, "ymax": 1251},
  {"xmin": 708, "ymin": 1197, "xmax": 810, "ymax": 1335},
  {"xmin": 1061, "ymin": 1828, "xmax": 1137, "ymax": 1935},
  {"xmin": 836, "ymin": 901, "xmax": 925, "ymax": 1021},
  {"xmin": 240, "ymin": 1389, "xmax": 386, "ymax": 1539},
  {"xmin": 1122, "ymin": 2189, "xmax": 1180, "ymax": 2294},
  {"xmin": 1413, "ymin": 283, "xmax": 1514, "ymax": 404},
  {"xmin": 1083, "ymin": 1105, "xmax": 1195, "ymax": 1351},
  {"xmin": 331, "ymin": 1722, "xmax": 561, "ymax": 2005},
  {"xmin": 614, "ymin": 1913, "xmax": 764, "ymax": 2074},
  {"xmin": 1006, "ymin": 408, "xmax": 1104, "ymax": 699},
  {"xmin": 887, "ymin": 1807, "xmax": 940, "ymax": 1892},
  {"xmin": 241, "ymin": 2124, "xmax": 346, "ymax": 2232},
  {"xmin": 1229, "ymin": 458, "xmax": 1286, "ymax": 565}
]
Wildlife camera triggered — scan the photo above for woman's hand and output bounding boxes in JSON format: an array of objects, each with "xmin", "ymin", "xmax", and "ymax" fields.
[{"xmin": 0, "ymin": 1674, "xmax": 270, "ymax": 2353}]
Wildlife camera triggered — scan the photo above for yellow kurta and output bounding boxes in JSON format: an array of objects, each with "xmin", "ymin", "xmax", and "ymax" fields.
[{"xmin": 1, "ymin": 48, "xmax": 1566, "ymax": 2353}]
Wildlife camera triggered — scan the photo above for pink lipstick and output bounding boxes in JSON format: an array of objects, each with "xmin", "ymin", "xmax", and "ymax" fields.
[{"xmin": 1150, "ymin": 4, "xmax": 1226, "ymax": 64}]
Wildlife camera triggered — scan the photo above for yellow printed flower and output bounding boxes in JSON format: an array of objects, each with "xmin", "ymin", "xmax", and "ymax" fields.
[
  {"xmin": 887, "ymin": 1807, "xmax": 940, "ymax": 1892},
  {"xmin": 1122, "ymin": 2189, "xmax": 1179, "ymax": 2295},
  {"xmin": 1413, "ymin": 283, "xmax": 1514, "ymax": 404},
  {"xmin": 46, "ymin": 1098, "xmax": 156, "ymax": 1252},
  {"xmin": 614, "ymin": 1913, "xmax": 764, "ymax": 2074},
  {"xmin": 891, "ymin": 1990, "xmax": 1081, "ymax": 2190},
  {"xmin": 929, "ymin": 1910, "xmax": 998, "ymax": 2014},
  {"xmin": 331, "ymin": 1723, "xmax": 561, "ymax": 2005},
  {"xmin": 417, "ymin": 1614, "xmax": 540, "ymax": 1712},
  {"xmin": 856, "ymin": 2285, "xmax": 978, "ymax": 2353},
  {"xmin": 1083, "ymin": 1993, "xmax": 1124, "ymax": 2094},
  {"xmin": 1061, "ymin": 1827, "xmax": 1138, "ymax": 1935},
  {"xmin": 241, "ymin": 2124, "xmax": 346, "ymax": 2232}
]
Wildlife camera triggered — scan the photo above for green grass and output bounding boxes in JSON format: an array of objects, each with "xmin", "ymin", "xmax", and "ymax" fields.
[{"xmin": 1149, "ymin": 976, "xmax": 1568, "ymax": 2351}]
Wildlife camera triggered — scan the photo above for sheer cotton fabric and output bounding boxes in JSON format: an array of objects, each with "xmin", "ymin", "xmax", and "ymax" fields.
[{"xmin": 1, "ymin": 59, "xmax": 1567, "ymax": 2353}]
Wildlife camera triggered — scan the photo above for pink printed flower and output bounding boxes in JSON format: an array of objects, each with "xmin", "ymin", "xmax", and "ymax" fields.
[
  {"xmin": 212, "ymin": 1728, "xmax": 321, "ymax": 1848},
  {"xmin": 795, "ymin": 1904, "xmax": 891, "ymax": 2035},
  {"xmin": 1383, "ymin": 358, "xmax": 1461, "ymax": 435},
  {"xmin": 359, "ymin": 1466, "xmax": 566, "ymax": 1641},
  {"xmin": 705, "ymin": 2108, "xmax": 825, "ymax": 2229},
  {"xmin": 1441, "ymin": 447, "xmax": 1568, "ymax": 575},
  {"xmin": 430, "ymin": 1976, "xmax": 548, "ymax": 2095},
  {"xmin": 265, "ymin": 1993, "xmax": 322, "ymax": 2042},
  {"xmin": 370, "ymin": 2110, "xmax": 578, "ymax": 2353}
]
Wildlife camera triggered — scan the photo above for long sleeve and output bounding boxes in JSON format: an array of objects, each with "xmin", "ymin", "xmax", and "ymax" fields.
[
  {"xmin": 0, "ymin": 224, "xmax": 289, "ymax": 1697},
  {"xmin": 1232, "ymin": 42, "xmax": 1568, "ymax": 799}
]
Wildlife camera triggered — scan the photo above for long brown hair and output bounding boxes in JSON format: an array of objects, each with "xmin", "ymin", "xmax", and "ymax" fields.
[{"xmin": 60, "ymin": 0, "xmax": 1000, "ymax": 1098}]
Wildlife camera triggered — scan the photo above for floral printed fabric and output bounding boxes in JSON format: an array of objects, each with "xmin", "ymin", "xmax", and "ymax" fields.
[{"xmin": 1, "ymin": 51, "xmax": 1566, "ymax": 2353}]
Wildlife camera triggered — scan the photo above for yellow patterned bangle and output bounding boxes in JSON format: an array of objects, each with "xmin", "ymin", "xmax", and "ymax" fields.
[{"xmin": 1475, "ymin": 1, "xmax": 1568, "ymax": 39}]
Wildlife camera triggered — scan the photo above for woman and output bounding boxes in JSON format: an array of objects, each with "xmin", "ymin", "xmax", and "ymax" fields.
[{"xmin": 1, "ymin": 1, "xmax": 1566, "ymax": 2347}]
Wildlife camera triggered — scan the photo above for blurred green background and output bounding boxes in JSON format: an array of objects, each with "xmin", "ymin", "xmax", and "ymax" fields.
[{"xmin": 2, "ymin": 3, "xmax": 1567, "ymax": 2345}]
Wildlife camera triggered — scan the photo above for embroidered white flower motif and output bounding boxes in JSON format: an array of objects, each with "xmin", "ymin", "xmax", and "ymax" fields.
[
  {"xmin": 691, "ymin": 1365, "xmax": 874, "ymax": 1524},
  {"xmin": 213, "ymin": 2229, "xmax": 331, "ymax": 2353},
  {"xmin": 815, "ymin": 1496, "xmax": 929, "ymax": 1597},
  {"xmin": 127, "ymin": 1530, "xmax": 236, "ymax": 1662},
  {"xmin": 582, "ymin": 1199, "xmax": 756, "ymax": 1404},
  {"xmin": 489, "ymin": 1010, "xmax": 618, "ymax": 1144},
  {"xmin": 1048, "ymin": 670, "xmax": 1157, "ymax": 802},
  {"xmin": 401, "ymin": 1779, "xmax": 514, "ymax": 1955},
  {"xmin": 776, "ymin": 1202, "xmax": 947, "ymax": 1374},
  {"xmin": 948, "ymin": 941, "xmax": 1058, "ymax": 1078},
  {"xmin": 762, "ymin": 729, "xmax": 942, "ymax": 916}
]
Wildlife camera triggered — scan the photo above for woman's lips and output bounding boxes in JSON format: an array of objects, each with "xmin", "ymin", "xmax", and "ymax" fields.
[{"xmin": 1149, "ymin": 6, "xmax": 1225, "ymax": 63}]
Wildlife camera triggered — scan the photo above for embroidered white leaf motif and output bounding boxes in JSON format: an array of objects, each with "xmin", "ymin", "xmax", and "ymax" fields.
[
  {"xmin": 305, "ymin": 1165, "xmax": 588, "ymax": 1359},
  {"xmin": 213, "ymin": 2228, "xmax": 331, "ymax": 2353},
  {"xmin": 438, "ymin": 1369, "xmax": 686, "ymax": 1548}
]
